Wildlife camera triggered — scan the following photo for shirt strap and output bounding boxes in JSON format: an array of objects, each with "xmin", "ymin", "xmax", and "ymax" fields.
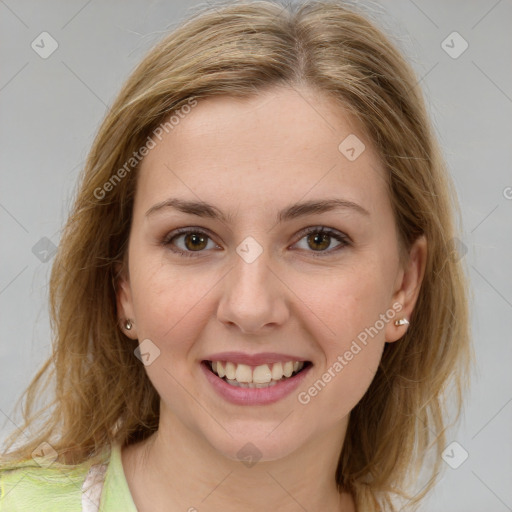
[{"xmin": 81, "ymin": 462, "xmax": 108, "ymax": 512}]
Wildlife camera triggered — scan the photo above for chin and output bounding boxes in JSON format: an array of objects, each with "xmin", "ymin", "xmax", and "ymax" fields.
[{"xmin": 203, "ymin": 422, "xmax": 311, "ymax": 464}]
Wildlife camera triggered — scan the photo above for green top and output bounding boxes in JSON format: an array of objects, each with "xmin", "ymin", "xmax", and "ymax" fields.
[{"xmin": 0, "ymin": 443, "xmax": 138, "ymax": 511}]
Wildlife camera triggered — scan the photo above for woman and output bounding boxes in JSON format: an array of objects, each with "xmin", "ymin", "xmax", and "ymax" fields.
[{"xmin": 0, "ymin": 1, "xmax": 472, "ymax": 510}]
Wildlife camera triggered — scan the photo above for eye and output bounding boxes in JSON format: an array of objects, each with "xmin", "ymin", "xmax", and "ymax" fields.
[
  {"xmin": 162, "ymin": 228, "xmax": 220, "ymax": 257},
  {"xmin": 292, "ymin": 226, "xmax": 350, "ymax": 256},
  {"xmin": 162, "ymin": 226, "xmax": 350, "ymax": 258}
]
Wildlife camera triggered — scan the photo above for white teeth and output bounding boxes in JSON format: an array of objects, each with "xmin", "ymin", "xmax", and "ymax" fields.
[
  {"xmin": 235, "ymin": 364, "xmax": 252, "ymax": 383},
  {"xmin": 283, "ymin": 361, "xmax": 293, "ymax": 377},
  {"xmin": 253, "ymin": 364, "xmax": 272, "ymax": 384},
  {"xmin": 225, "ymin": 361, "xmax": 236, "ymax": 380},
  {"xmin": 209, "ymin": 360, "xmax": 306, "ymax": 386},
  {"xmin": 271, "ymin": 362, "xmax": 283, "ymax": 380}
]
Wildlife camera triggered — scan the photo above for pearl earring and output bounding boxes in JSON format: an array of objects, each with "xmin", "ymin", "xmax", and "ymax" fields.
[{"xmin": 124, "ymin": 319, "xmax": 133, "ymax": 330}]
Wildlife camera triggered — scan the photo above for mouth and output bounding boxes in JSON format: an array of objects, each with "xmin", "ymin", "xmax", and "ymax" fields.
[{"xmin": 202, "ymin": 359, "xmax": 313, "ymax": 389}]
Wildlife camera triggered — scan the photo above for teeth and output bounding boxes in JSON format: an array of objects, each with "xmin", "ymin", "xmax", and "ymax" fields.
[
  {"xmin": 283, "ymin": 361, "xmax": 293, "ymax": 377},
  {"xmin": 209, "ymin": 360, "xmax": 306, "ymax": 385},
  {"xmin": 235, "ymin": 364, "xmax": 252, "ymax": 383},
  {"xmin": 225, "ymin": 378, "xmax": 279, "ymax": 388},
  {"xmin": 225, "ymin": 362, "xmax": 236, "ymax": 380},
  {"xmin": 271, "ymin": 362, "xmax": 283, "ymax": 380},
  {"xmin": 253, "ymin": 364, "xmax": 272, "ymax": 384}
]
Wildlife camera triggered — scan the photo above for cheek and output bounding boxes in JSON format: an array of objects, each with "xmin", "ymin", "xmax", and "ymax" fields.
[
  {"xmin": 293, "ymin": 260, "xmax": 392, "ymax": 414},
  {"xmin": 129, "ymin": 263, "xmax": 217, "ymax": 401},
  {"xmin": 296, "ymin": 259, "xmax": 393, "ymax": 346},
  {"xmin": 307, "ymin": 344, "xmax": 384, "ymax": 421},
  {"xmin": 296, "ymin": 291, "xmax": 387, "ymax": 421},
  {"xmin": 130, "ymin": 255, "xmax": 219, "ymax": 351}
]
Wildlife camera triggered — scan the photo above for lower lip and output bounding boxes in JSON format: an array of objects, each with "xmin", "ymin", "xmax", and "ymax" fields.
[{"xmin": 200, "ymin": 361, "xmax": 312, "ymax": 406}]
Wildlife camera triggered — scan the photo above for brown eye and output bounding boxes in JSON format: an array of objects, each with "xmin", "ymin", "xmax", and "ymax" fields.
[
  {"xmin": 183, "ymin": 232, "xmax": 208, "ymax": 251},
  {"xmin": 306, "ymin": 232, "xmax": 331, "ymax": 251},
  {"xmin": 163, "ymin": 228, "xmax": 219, "ymax": 257},
  {"xmin": 293, "ymin": 227, "xmax": 350, "ymax": 256}
]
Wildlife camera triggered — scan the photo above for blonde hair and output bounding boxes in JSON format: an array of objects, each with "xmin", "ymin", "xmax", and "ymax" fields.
[{"xmin": 1, "ymin": 1, "xmax": 472, "ymax": 510}]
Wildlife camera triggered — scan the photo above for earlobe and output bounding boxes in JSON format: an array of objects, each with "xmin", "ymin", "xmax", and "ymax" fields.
[
  {"xmin": 114, "ymin": 262, "xmax": 137, "ymax": 338},
  {"xmin": 385, "ymin": 234, "xmax": 427, "ymax": 343}
]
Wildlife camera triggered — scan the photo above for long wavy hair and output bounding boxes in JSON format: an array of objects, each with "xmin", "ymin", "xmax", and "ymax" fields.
[{"xmin": 1, "ymin": 1, "xmax": 472, "ymax": 510}]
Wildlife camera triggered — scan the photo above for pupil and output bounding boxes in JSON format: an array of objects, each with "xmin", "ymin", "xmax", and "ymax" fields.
[
  {"xmin": 309, "ymin": 233, "xmax": 329, "ymax": 251},
  {"xmin": 185, "ymin": 233, "xmax": 207, "ymax": 251}
]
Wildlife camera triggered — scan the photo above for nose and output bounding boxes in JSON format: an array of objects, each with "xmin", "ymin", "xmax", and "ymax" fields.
[{"xmin": 216, "ymin": 250, "xmax": 290, "ymax": 334}]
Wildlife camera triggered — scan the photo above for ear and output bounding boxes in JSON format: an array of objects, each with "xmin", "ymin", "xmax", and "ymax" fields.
[
  {"xmin": 115, "ymin": 261, "xmax": 137, "ymax": 339},
  {"xmin": 384, "ymin": 234, "xmax": 427, "ymax": 343}
]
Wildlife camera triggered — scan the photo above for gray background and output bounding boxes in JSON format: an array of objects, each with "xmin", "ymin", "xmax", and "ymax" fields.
[{"xmin": 1, "ymin": 1, "xmax": 511, "ymax": 510}]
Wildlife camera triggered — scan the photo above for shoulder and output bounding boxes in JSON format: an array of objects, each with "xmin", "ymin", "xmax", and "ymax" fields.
[
  {"xmin": 0, "ymin": 448, "xmax": 109, "ymax": 512},
  {"xmin": 0, "ymin": 463, "xmax": 89, "ymax": 512}
]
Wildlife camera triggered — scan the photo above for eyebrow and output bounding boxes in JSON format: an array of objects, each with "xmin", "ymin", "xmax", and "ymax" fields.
[{"xmin": 145, "ymin": 197, "xmax": 370, "ymax": 223}]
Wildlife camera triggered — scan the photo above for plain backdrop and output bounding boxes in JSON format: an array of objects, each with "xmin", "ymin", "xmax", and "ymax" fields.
[{"xmin": 1, "ymin": 1, "xmax": 511, "ymax": 510}]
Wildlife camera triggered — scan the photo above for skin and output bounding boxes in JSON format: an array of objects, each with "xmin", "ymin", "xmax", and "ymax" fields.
[{"xmin": 116, "ymin": 85, "xmax": 427, "ymax": 512}]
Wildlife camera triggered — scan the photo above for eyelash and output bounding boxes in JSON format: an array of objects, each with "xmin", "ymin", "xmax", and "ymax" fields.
[{"xmin": 161, "ymin": 226, "xmax": 351, "ymax": 258}]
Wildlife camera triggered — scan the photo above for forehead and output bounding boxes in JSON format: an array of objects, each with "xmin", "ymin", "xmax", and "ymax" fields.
[{"xmin": 135, "ymin": 86, "xmax": 388, "ymax": 219}]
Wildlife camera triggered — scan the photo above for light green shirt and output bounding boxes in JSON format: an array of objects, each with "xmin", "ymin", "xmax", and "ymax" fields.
[{"xmin": 0, "ymin": 443, "xmax": 138, "ymax": 511}]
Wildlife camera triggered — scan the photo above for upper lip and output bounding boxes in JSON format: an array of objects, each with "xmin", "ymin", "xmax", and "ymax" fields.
[{"xmin": 204, "ymin": 352, "xmax": 311, "ymax": 366}]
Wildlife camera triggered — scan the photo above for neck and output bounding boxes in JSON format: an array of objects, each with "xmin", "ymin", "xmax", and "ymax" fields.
[{"xmin": 122, "ymin": 410, "xmax": 355, "ymax": 512}]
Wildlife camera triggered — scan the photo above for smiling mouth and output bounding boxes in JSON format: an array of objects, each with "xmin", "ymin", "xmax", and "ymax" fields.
[{"xmin": 203, "ymin": 360, "xmax": 313, "ymax": 388}]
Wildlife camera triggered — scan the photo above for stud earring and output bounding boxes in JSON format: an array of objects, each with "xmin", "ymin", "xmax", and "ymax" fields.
[
  {"xmin": 124, "ymin": 319, "xmax": 133, "ymax": 330},
  {"xmin": 394, "ymin": 318, "xmax": 409, "ymax": 326}
]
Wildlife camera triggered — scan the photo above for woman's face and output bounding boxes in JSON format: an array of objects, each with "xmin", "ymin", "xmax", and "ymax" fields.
[{"xmin": 117, "ymin": 85, "xmax": 426, "ymax": 462}]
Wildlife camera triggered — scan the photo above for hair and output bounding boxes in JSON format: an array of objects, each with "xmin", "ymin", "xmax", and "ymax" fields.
[{"xmin": 1, "ymin": 1, "xmax": 472, "ymax": 510}]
